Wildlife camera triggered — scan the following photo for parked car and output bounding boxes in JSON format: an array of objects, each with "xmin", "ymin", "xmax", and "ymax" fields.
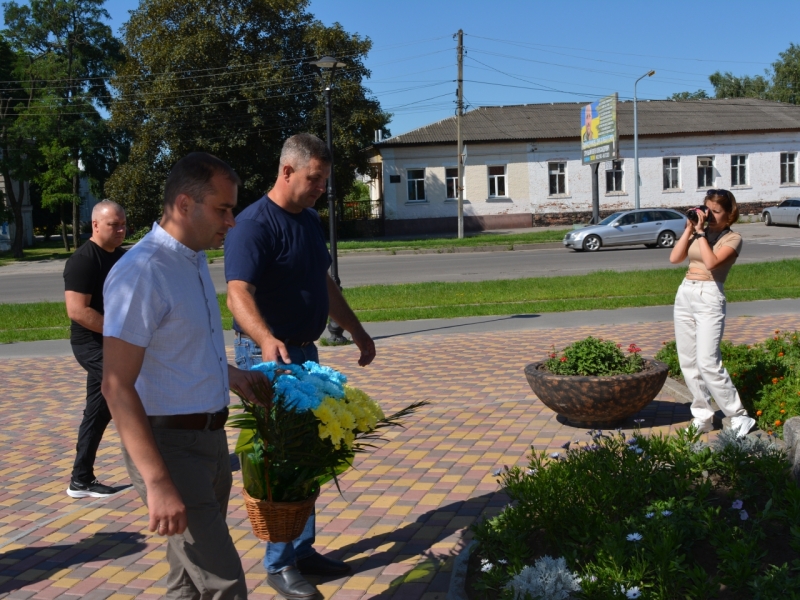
[
  {"xmin": 762, "ymin": 199, "xmax": 800, "ymax": 227},
  {"xmin": 563, "ymin": 208, "xmax": 688, "ymax": 252}
]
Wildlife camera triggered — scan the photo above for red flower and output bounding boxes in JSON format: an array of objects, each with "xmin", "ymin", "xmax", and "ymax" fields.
[
  {"xmin": 616, "ymin": 343, "xmax": 622, "ymax": 348},
  {"xmin": 560, "ymin": 356, "xmax": 568, "ymax": 362}
]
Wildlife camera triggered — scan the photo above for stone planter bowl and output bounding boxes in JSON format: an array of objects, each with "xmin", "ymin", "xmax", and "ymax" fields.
[{"xmin": 524, "ymin": 359, "xmax": 669, "ymax": 428}]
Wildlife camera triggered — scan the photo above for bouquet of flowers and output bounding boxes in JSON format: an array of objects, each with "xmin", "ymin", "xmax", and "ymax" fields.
[{"xmin": 230, "ymin": 361, "xmax": 427, "ymax": 540}]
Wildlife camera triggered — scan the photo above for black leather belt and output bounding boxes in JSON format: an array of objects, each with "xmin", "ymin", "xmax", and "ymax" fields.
[
  {"xmin": 235, "ymin": 331, "xmax": 312, "ymax": 348},
  {"xmin": 148, "ymin": 407, "xmax": 229, "ymax": 431}
]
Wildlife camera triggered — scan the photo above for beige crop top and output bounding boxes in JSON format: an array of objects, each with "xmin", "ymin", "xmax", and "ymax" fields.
[{"xmin": 686, "ymin": 230, "xmax": 742, "ymax": 284}]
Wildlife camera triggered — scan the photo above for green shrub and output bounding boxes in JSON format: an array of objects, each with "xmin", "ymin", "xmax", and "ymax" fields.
[
  {"xmin": 545, "ymin": 336, "xmax": 644, "ymax": 376},
  {"xmin": 470, "ymin": 428, "xmax": 797, "ymax": 599},
  {"xmin": 655, "ymin": 331, "xmax": 800, "ymax": 437}
]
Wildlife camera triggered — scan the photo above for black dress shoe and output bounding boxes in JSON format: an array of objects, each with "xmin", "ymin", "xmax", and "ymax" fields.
[
  {"xmin": 297, "ymin": 552, "xmax": 352, "ymax": 576},
  {"xmin": 267, "ymin": 566, "xmax": 320, "ymax": 600}
]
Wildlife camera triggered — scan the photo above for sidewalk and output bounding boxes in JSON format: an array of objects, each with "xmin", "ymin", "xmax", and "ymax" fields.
[{"xmin": 1, "ymin": 310, "xmax": 799, "ymax": 599}]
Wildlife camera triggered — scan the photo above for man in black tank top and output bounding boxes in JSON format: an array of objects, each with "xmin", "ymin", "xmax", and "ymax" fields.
[{"xmin": 62, "ymin": 201, "xmax": 127, "ymax": 498}]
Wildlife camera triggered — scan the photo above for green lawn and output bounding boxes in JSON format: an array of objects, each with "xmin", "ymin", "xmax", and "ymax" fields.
[
  {"xmin": 2, "ymin": 259, "xmax": 799, "ymax": 343},
  {"xmin": 2, "ymin": 229, "xmax": 569, "ymax": 267},
  {"xmin": 0, "ymin": 240, "xmax": 74, "ymax": 267},
  {"xmin": 334, "ymin": 229, "xmax": 569, "ymax": 251}
]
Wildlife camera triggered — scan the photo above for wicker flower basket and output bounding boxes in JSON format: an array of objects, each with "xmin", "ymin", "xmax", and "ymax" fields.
[{"xmin": 241, "ymin": 487, "xmax": 319, "ymax": 543}]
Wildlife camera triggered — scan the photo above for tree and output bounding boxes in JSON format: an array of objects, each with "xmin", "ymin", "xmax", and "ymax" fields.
[
  {"xmin": 106, "ymin": 0, "xmax": 390, "ymax": 228},
  {"xmin": 669, "ymin": 89, "xmax": 709, "ymax": 101},
  {"xmin": 0, "ymin": 32, "xmax": 36, "ymax": 258},
  {"xmin": 770, "ymin": 43, "xmax": 800, "ymax": 105},
  {"xmin": 3, "ymin": 0, "xmax": 123, "ymax": 250},
  {"xmin": 708, "ymin": 71, "xmax": 771, "ymax": 100}
]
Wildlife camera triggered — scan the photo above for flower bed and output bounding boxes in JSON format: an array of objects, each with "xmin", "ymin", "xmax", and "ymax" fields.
[
  {"xmin": 468, "ymin": 428, "xmax": 799, "ymax": 599},
  {"xmin": 655, "ymin": 330, "xmax": 800, "ymax": 437}
]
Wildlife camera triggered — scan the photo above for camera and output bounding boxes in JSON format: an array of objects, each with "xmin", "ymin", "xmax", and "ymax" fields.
[{"xmin": 685, "ymin": 205, "xmax": 709, "ymax": 223}]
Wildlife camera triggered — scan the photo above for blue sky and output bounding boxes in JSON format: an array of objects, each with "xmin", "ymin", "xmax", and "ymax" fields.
[{"xmin": 98, "ymin": 0, "xmax": 800, "ymax": 136}]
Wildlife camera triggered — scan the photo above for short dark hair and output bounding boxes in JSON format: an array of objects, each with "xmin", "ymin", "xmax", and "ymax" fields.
[
  {"xmin": 279, "ymin": 133, "xmax": 332, "ymax": 169},
  {"xmin": 163, "ymin": 152, "xmax": 242, "ymax": 208}
]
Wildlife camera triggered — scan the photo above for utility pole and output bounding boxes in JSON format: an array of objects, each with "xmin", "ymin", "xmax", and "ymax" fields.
[{"xmin": 456, "ymin": 29, "xmax": 464, "ymax": 239}]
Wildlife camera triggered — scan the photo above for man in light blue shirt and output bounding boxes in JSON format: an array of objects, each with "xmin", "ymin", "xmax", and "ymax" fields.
[{"xmin": 102, "ymin": 153, "xmax": 265, "ymax": 600}]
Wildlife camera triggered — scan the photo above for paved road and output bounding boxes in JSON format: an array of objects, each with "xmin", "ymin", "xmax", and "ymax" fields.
[{"xmin": 1, "ymin": 223, "xmax": 798, "ymax": 303}]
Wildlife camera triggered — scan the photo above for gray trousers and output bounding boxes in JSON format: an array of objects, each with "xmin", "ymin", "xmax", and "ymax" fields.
[{"xmin": 122, "ymin": 428, "xmax": 247, "ymax": 600}]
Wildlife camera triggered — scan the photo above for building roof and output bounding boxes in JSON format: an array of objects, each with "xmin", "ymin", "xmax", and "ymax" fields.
[{"xmin": 377, "ymin": 98, "xmax": 800, "ymax": 147}]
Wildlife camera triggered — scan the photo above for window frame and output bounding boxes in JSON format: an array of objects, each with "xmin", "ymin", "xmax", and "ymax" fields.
[
  {"xmin": 731, "ymin": 154, "xmax": 748, "ymax": 187},
  {"xmin": 605, "ymin": 160, "xmax": 624, "ymax": 193},
  {"xmin": 445, "ymin": 167, "xmax": 458, "ymax": 200},
  {"xmin": 663, "ymin": 157, "xmax": 680, "ymax": 190},
  {"xmin": 780, "ymin": 152, "xmax": 797, "ymax": 185},
  {"xmin": 406, "ymin": 168, "xmax": 426, "ymax": 202},
  {"xmin": 487, "ymin": 165, "xmax": 508, "ymax": 198},
  {"xmin": 697, "ymin": 156, "xmax": 714, "ymax": 189},
  {"xmin": 548, "ymin": 161, "xmax": 567, "ymax": 196}
]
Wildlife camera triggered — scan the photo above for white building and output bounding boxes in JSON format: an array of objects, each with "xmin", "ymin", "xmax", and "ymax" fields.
[{"xmin": 368, "ymin": 98, "xmax": 800, "ymax": 234}]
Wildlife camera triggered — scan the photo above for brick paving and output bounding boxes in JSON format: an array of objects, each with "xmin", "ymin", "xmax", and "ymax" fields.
[{"xmin": 1, "ymin": 314, "xmax": 799, "ymax": 599}]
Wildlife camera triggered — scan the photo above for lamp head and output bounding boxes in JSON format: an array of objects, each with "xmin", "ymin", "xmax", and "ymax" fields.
[
  {"xmin": 309, "ymin": 55, "xmax": 346, "ymax": 70},
  {"xmin": 647, "ymin": 70, "xmax": 656, "ymax": 77}
]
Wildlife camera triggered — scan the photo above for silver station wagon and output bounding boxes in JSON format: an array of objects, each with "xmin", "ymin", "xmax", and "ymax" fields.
[
  {"xmin": 762, "ymin": 199, "xmax": 800, "ymax": 227},
  {"xmin": 563, "ymin": 208, "xmax": 688, "ymax": 252}
]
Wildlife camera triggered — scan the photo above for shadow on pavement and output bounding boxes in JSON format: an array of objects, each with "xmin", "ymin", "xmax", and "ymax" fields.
[
  {"xmin": 553, "ymin": 400, "xmax": 694, "ymax": 431},
  {"xmin": 0, "ymin": 532, "xmax": 148, "ymax": 594},
  {"xmin": 373, "ymin": 314, "xmax": 541, "ymax": 340},
  {"xmin": 307, "ymin": 492, "xmax": 508, "ymax": 598}
]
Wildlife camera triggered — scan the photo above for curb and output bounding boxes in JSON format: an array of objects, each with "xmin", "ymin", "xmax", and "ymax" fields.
[
  {"xmin": 337, "ymin": 242, "xmax": 564, "ymax": 257},
  {"xmin": 446, "ymin": 540, "xmax": 475, "ymax": 600}
]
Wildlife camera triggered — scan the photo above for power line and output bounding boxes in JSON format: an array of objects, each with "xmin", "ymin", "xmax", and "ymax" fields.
[{"xmin": 466, "ymin": 34, "xmax": 774, "ymax": 67}]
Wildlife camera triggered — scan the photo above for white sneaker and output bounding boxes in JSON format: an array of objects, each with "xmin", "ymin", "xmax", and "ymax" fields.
[
  {"xmin": 729, "ymin": 415, "xmax": 757, "ymax": 438},
  {"xmin": 685, "ymin": 419, "xmax": 713, "ymax": 434}
]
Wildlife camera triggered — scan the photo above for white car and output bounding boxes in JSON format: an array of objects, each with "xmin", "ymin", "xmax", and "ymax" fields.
[
  {"xmin": 563, "ymin": 208, "xmax": 688, "ymax": 252},
  {"xmin": 762, "ymin": 199, "xmax": 800, "ymax": 227}
]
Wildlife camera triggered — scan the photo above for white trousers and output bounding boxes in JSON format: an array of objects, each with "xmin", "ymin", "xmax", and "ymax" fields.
[{"xmin": 673, "ymin": 279, "xmax": 748, "ymax": 423}]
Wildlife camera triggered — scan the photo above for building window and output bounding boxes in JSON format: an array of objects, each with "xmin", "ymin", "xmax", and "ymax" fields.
[
  {"xmin": 548, "ymin": 162, "xmax": 567, "ymax": 195},
  {"xmin": 407, "ymin": 169, "xmax": 425, "ymax": 201},
  {"xmin": 663, "ymin": 158, "xmax": 680, "ymax": 190},
  {"xmin": 605, "ymin": 160, "xmax": 623, "ymax": 193},
  {"xmin": 781, "ymin": 152, "xmax": 797, "ymax": 184},
  {"xmin": 731, "ymin": 155, "xmax": 748, "ymax": 186},
  {"xmin": 488, "ymin": 165, "xmax": 506, "ymax": 197},
  {"xmin": 446, "ymin": 167, "xmax": 458, "ymax": 199},
  {"xmin": 697, "ymin": 156, "xmax": 714, "ymax": 188}
]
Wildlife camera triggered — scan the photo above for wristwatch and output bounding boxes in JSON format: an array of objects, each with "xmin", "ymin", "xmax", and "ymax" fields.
[{"xmin": 693, "ymin": 231, "xmax": 706, "ymax": 239}]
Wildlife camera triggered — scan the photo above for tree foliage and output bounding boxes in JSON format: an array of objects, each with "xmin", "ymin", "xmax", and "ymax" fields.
[
  {"xmin": 106, "ymin": 0, "xmax": 390, "ymax": 228},
  {"xmin": 2, "ymin": 0, "xmax": 124, "ymax": 252},
  {"xmin": 668, "ymin": 89, "xmax": 709, "ymax": 101},
  {"xmin": 670, "ymin": 43, "xmax": 800, "ymax": 105}
]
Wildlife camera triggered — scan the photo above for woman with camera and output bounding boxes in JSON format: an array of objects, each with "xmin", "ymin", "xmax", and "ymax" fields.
[{"xmin": 669, "ymin": 189, "xmax": 756, "ymax": 437}]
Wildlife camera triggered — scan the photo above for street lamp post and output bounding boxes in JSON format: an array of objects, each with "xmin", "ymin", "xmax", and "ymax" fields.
[
  {"xmin": 633, "ymin": 70, "xmax": 655, "ymax": 210},
  {"xmin": 310, "ymin": 55, "xmax": 348, "ymax": 344}
]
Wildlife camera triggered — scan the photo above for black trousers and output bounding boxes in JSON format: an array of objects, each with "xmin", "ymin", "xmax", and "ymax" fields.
[{"xmin": 71, "ymin": 340, "xmax": 112, "ymax": 483}]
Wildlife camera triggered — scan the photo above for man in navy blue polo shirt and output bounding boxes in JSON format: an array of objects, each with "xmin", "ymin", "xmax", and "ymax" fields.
[{"xmin": 225, "ymin": 133, "xmax": 375, "ymax": 600}]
